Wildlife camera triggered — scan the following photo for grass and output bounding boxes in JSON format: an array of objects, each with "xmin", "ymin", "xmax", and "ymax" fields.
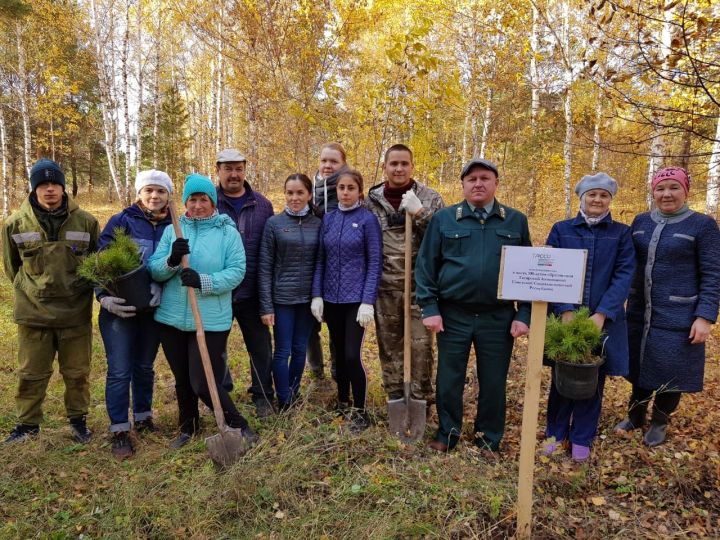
[{"xmin": 0, "ymin": 195, "xmax": 718, "ymax": 538}]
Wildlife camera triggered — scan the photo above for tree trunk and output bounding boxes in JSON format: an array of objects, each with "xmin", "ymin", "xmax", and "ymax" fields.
[
  {"xmin": 646, "ymin": 119, "xmax": 664, "ymax": 209},
  {"xmin": 136, "ymin": 0, "xmax": 143, "ymax": 171},
  {"xmin": 591, "ymin": 94, "xmax": 603, "ymax": 172},
  {"xmin": 121, "ymin": 0, "xmax": 132, "ymax": 204},
  {"xmin": 15, "ymin": 22, "xmax": 32, "ymax": 184},
  {"xmin": 562, "ymin": 2, "xmax": 573, "ymax": 218},
  {"xmin": 90, "ymin": 0, "xmax": 123, "ymax": 201},
  {"xmin": 478, "ymin": 87, "xmax": 492, "ymax": 160},
  {"xmin": 705, "ymin": 114, "xmax": 720, "ymax": 218},
  {"xmin": 526, "ymin": 1, "xmax": 540, "ymax": 217},
  {"xmin": 0, "ymin": 105, "xmax": 9, "ymax": 217}
]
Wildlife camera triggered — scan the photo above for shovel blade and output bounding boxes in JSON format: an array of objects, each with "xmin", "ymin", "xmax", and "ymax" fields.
[
  {"xmin": 205, "ymin": 430, "xmax": 251, "ymax": 469},
  {"xmin": 387, "ymin": 397, "xmax": 426, "ymax": 443}
]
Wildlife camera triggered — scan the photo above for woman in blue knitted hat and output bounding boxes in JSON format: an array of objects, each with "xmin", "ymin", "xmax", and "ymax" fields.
[
  {"xmin": 542, "ymin": 173, "xmax": 636, "ymax": 462},
  {"xmin": 148, "ymin": 173, "xmax": 257, "ymax": 449}
]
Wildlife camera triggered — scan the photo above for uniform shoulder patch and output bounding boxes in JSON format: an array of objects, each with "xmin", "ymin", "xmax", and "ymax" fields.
[
  {"xmin": 455, "ymin": 205, "xmax": 463, "ymax": 221},
  {"xmin": 500, "ymin": 206, "xmax": 506, "ymax": 219}
]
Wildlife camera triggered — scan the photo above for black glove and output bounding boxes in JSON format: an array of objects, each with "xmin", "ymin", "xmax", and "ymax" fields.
[
  {"xmin": 168, "ymin": 238, "xmax": 190, "ymax": 267},
  {"xmin": 180, "ymin": 268, "xmax": 202, "ymax": 289}
]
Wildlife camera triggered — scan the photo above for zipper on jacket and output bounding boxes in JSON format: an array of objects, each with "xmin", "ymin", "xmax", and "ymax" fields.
[{"xmin": 335, "ymin": 212, "xmax": 345, "ymax": 300}]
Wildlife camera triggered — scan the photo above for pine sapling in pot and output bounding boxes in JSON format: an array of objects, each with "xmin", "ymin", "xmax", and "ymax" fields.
[
  {"xmin": 78, "ymin": 228, "xmax": 150, "ymax": 308},
  {"xmin": 544, "ymin": 307, "xmax": 606, "ymax": 400}
]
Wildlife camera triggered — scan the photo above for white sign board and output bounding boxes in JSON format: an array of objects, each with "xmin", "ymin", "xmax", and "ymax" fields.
[{"xmin": 497, "ymin": 246, "xmax": 587, "ymax": 304}]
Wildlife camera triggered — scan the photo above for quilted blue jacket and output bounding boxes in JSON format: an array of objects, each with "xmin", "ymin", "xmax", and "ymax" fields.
[
  {"xmin": 312, "ymin": 206, "xmax": 383, "ymax": 304},
  {"xmin": 148, "ymin": 212, "xmax": 245, "ymax": 331}
]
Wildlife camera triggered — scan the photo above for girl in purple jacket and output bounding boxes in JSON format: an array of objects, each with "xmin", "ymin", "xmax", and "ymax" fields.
[{"xmin": 311, "ymin": 169, "xmax": 383, "ymax": 431}]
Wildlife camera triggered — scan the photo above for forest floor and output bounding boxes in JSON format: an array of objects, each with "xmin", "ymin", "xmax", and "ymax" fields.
[{"xmin": 0, "ymin": 198, "xmax": 718, "ymax": 539}]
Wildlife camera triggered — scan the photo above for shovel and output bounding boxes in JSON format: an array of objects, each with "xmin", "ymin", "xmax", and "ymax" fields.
[
  {"xmin": 169, "ymin": 203, "xmax": 251, "ymax": 467},
  {"xmin": 387, "ymin": 211, "xmax": 426, "ymax": 442}
]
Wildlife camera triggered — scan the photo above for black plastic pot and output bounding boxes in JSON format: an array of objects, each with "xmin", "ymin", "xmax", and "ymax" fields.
[
  {"xmin": 111, "ymin": 265, "xmax": 153, "ymax": 312},
  {"xmin": 553, "ymin": 357, "xmax": 605, "ymax": 400}
]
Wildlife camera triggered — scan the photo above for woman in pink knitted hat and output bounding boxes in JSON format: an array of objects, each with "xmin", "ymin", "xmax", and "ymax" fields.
[{"xmin": 616, "ymin": 167, "xmax": 720, "ymax": 447}]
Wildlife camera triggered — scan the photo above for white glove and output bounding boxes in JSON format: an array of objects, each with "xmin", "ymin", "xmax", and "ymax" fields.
[
  {"xmin": 100, "ymin": 296, "xmax": 137, "ymax": 318},
  {"xmin": 149, "ymin": 282, "xmax": 162, "ymax": 307},
  {"xmin": 399, "ymin": 190, "xmax": 423, "ymax": 216},
  {"xmin": 356, "ymin": 303, "xmax": 374, "ymax": 328},
  {"xmin": 311, "ymin": 297, "xmax": 324, "ymax": 323}
]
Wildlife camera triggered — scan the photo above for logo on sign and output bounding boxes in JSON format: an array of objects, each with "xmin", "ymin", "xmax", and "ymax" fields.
[{"xmin": 532, "ymin": 253, "xmax": 553, "ymax": 268}]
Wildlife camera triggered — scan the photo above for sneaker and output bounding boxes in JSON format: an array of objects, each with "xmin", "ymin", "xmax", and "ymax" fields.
[
  {"xmin": 170, "ymin": 432, "xmax": 193, "ymax": 450},
  {"xmin": 643, "ymin": 422, "xmax": 668, "ymax": 447},
  {"xmin": 571, "ymin": 443, "xmax": 591, "ymax": 462},
  {"xmin": 3, "ymin": 424, "xmax": 39, "ymax": 444},
  {"xmin": 69, "ymin": 416, "xmax": 92, "ymax": 444},
  {"xmin": 334, "ymin": 401, "xmax": 351, "ymax": 418},
  {"xmin": 134, "ymin": 418, "xmax": 157, "ymax": 433},
  {"xmin": 111, "ymin": 431, "xmax": 134, "ymax": 459},
  {"xmin": 348, "ymin": 410, "xmax": 371, "ymax": 433},
  {"xmin": 254, "ymin": 399, "xmax": 275, "ymax": 419}
]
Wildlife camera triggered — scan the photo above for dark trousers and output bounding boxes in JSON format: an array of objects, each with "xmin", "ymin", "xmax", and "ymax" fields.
[
  {"xmin": 159, "ymin": 324, "xmax": 248, "ymax": 433},
  {"xmin": 435, "ymin": 304, "xmax": 515, "ymax": 450},
  {"xmin": 306, "ymin": 320, "xmax": 337, "ymax": 378},
  {"xmin": 232, "ymin": 298, "xmax": 274, "ymax": 404},
  {"xmin": 99, "ymin": 310, "xmax": 159, "ymax": 432},
  {"xmin": 324, "ymin": 302, "xmax": 367, "ymax": 411},
  {"xmin": 272, "ymin": 303, "xmax": 314, "ymax": 404},
  {"xmin": 546, "ymin": 372, "xmax": 606, "ymax": 447},
  {"xmin": 628, "ymin": 385, "xmax": 681, "ymax": 426}
]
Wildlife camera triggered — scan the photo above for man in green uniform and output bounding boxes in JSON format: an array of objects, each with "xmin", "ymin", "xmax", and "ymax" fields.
[
  {"xmin": 415, "ymin": 158, "xmax": 531, "ymax": 453},
  {"xmin": 2, "ymin": 159, "xmax": 99, "ymax": 444}
]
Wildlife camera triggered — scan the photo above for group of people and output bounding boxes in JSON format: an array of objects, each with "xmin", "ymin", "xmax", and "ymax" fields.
[{"xmin": 2, "ymin": 147, "xmax": 718, "ymax": 465}]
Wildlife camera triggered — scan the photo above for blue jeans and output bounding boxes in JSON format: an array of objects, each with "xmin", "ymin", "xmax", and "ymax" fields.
[
  {"xmin": 99, "ymin": 309, "xmax": 160, "ymax": 432},
  {"xmin": 546, "ymin": 371, "xmax": 607, "ymax": 447},
  {"xmin": 271, "ymin": 303, "xmax": 314, "ymax": 404}
]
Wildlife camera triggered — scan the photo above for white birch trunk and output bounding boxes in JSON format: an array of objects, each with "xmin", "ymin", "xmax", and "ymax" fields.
[
  {"xmin": 705, "ymin": 114, "xmax": 720, "ymax": 217},
  {"xmin": 591, "ymin": 94, "xmax": 602, "ymax": 172},
  {"xmin": 15, "ymin": 23, "xmax": 31, "ymax": 183},
  {"xmin": 136, "ymin": 0, "xmax": 143, "ymax": 171},
  {"xmin": 646, "ymin": 122, "xmax": 664, "ymax": 209},
  {"xmin": 90, "ymin": 0, "xmax": 123, "ymax": 201},
  {"xmin": 478, "ymin": 87, "xmax": 492, "ymax": 159},
  {"xmin": 527, "ymin": 1, "xmax": 540, "ymax": 216},
  {"xmin": 562, "ymin": 2, "xmax": 573, "ymax": 218},
  {"xmin": 121, "ymin": 0, "xmax": 132, "ymax": 203},
  {"xmin": 0, "ymin": 105, "xmax": 9, "ymax": 217}
]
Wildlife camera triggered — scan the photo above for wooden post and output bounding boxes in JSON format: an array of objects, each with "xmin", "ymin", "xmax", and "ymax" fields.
[{"xmin": 516, "ymin": 300, "xmax": 548, "ymax": 539}]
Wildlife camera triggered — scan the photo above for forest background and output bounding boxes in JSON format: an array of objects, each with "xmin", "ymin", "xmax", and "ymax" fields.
[{"xmin": 0, "ymin": 0, "xmax": 719, "ymax": 538}]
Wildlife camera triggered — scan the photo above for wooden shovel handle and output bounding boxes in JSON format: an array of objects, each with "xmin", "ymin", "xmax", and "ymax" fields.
[
  {"xmin": 168, "ymin": 203, "xmax": 228, "ymax": 431},
  {"xmin": 403, "ymin": 211, "xmax": 412, "ymax": 384}
]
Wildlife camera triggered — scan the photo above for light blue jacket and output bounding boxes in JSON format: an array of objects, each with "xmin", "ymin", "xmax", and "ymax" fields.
[{"xmin": 148, "ymin": 212, "xmax": 245, "ymax": 331}]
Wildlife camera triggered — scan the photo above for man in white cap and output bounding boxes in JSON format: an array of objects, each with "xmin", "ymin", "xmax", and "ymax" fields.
[{"xmin": 215, "ymin": 149, "xmax": 275, "ymax": 418}]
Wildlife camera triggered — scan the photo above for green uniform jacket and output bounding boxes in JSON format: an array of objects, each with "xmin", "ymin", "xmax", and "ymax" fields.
[
  {"xmin": 415, "ymin": 199, "xmax": 532, "ymax": 324},
  {"xmin": 2, "ymin": 197, "xmax": 98, "ymax": 327}
]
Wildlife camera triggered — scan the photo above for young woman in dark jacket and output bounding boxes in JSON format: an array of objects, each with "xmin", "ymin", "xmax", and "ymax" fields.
[
  {"xmin": 311, "ymin": 169, "xmax": 383, "ymax": 431},
  {"xmin": 258, "ymin": 174, "xmax": 322, "ymax": 409},
  {"xmin": 97, "ymin": 170, "xmax": 173, "ymax": 459}
]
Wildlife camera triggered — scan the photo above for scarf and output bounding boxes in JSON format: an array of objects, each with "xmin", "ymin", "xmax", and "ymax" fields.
[
  {"xmin": 284, "ymin": 204, "xmax": 310, "ymax": 217},
  {"xmin": 313, "ymin": 164, "xmax": 350, "ymax": 214},
  {"xmin": 658, "ymin": 203, "xmax": 690, "ymax": 219},
  {"xmin": 579, "ymin": 194, "xmax": 610, "ymax": 226},
  {"xmin": 338, "ymin": 201, "xmax": 361, "ymax": 212}
]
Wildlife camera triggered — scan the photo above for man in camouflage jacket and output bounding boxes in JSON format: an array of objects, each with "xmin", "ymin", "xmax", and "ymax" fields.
[
  {"xmin": 365, "ymin": 144, "xmax": 444, "ymax": 404},
  {"xmin": 2, "ymin": 159, "xmax": 98, "ymax": 444}
]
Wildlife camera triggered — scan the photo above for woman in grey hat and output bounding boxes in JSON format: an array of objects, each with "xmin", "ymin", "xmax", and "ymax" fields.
[{"xmin": 543, "ymin": 173, "xmax": 636, "ymax": 462}]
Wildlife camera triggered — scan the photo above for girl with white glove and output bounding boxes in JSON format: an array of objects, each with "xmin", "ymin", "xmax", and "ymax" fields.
[{"xmin": 311, "ymin": 169, "xmax": 383, "ymax": 432}]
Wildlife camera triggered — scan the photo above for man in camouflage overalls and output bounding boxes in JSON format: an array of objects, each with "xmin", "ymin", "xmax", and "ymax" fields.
[
  {"xmin": 2, "ymin": 159, "xmax": 98, "ymax": 444},
  {"xmin": 365, "ymin": 144, "xmax": 444, "ymax": 405}
]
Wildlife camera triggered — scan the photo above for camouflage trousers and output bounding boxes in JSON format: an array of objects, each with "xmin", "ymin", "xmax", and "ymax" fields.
[
  {"xmin": 374, "ymin": 289, "xmax": 435, "ymax": 401},
  {"xmin": 15, "ymin": 323, "xmax": 92, "ymax": 425}
]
